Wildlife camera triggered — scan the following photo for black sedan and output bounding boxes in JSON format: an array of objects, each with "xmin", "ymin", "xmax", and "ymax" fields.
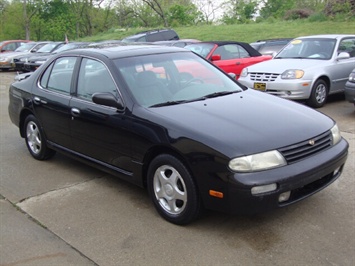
[
  {"xmin": 345, "ymin": 68, "xmax": 355, "ymax": 106},
  {"xmin": 8, "ymin": 45, "xmax": 348, "ymax": 225}
]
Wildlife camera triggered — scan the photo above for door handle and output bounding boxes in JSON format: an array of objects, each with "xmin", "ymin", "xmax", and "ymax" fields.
[
  {"xmin": 71, "ymin": 108, "xmax": 80, "ymax": 117},
  {"xmin": 236, "ymin": 62, "xmax": 241, "ymax": 65},
  {"xmin": 33, "ymin": 96, "xmax": 47, "ymax": 105}
]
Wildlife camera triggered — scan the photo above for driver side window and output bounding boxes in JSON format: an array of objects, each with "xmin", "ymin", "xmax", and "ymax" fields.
[{"xmin": 77, "ymin": 58, "xmax": 118, "ymax": 101}]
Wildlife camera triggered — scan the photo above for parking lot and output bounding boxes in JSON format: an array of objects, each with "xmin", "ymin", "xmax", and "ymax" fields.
[{"xmin": 0, "ymin": 71, "xmax": 354, "ymax": 265}]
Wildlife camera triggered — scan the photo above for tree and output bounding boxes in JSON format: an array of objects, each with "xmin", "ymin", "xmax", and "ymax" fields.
[
  {"xmin": 259, "ymin": 0, "xmax": 295, "ymax": 19},
  {"xmin": 168, "ymin": 4, "xmax": 202, "ymax": 26},
  {"xmin": 222, "ymin": 0, "xmax": 258, "ymax": 23},
  {"xmin": 142, "ymin": 0, "xmax": 169, "ymax": 27},
  {"xmin": 22, "ymin": 0, "xmax": 43, "ymax": 40},
  {"xmin": 193, "ymin": 0, "xmax": 226, "ymax": 24}
]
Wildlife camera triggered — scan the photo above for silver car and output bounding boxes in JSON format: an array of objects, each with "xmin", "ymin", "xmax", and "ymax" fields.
[{"xmin": 239, "ymin": 34, "xmax": 355, "ymax": 107}]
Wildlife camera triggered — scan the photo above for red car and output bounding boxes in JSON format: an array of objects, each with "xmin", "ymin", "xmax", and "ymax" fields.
[
  {"xmin": 185, "ymin": 41, "xmax": 272, "ymax": 79},
  {"xmin": 0, "ymin": 40, "xmax": 32, "ymax": 53}
]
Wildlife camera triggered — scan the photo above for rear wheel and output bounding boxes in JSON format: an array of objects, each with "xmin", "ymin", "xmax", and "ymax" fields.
[
  {"xmin": 307, "ymin": 79, "xmax": 328, "ymax": 108},
  {"xmin": 147, "ymin": 154, "xmax": 202, "ymax": 225},
  {"xmin": 24, "ymin": 115, "xmax": 55, "ymax": 160}
]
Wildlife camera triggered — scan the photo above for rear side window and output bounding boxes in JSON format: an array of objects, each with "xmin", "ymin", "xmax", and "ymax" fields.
[{"xmin": 40, "ymin": 57, "xmax": 76, "ymax": 95}]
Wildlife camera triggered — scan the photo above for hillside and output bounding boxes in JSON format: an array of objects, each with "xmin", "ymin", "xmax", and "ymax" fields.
[{"xmin": 79, "ymin": 21, "xmax": 355, "ymax": 43}]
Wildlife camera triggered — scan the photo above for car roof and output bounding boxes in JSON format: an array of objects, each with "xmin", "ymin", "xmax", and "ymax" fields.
[
  {"xmin": 187, "ymin": 41, "xmax": 262, "ymax": 57},
  {"xmin": 60, "ymin": 44, "xmax": 187, "ymax": 59}
]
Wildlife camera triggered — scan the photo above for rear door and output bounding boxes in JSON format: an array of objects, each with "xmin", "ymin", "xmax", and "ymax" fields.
[{"xmin": 32, "ymin": 56, "xmax": 77, "ymax": 148}]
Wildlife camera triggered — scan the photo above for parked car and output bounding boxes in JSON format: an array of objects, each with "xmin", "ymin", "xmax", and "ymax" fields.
[
  {"xmin": 250, "ymin": 38, "xmax": 293, "ymax": 55},
  {"xmin": 153, "ymin": 39, "xmax": 200, "ymax": 48},
  {"xmin": 344, "ymin": 68, "xmax": 355, "ymax": 106},
  {"xmin": 13, "ymin": 42, "xmax": 66, "ymax": 72},
  {"xmin": 122, "ymin": 29, "xmax": 179, "ymax": 43},
  {"xmin": 8, "ymin": 45, "xmax": 348, "ymax": 225},
  {"xmin": 0, "ymin": 41, "xmax": 51, "ymax": 71},
  {"xmin": 185, "ymin": 41, "xmax": 272, "ymax": 79},
  {"xmin": 23, "ymin": 42, "xmax": 90, "ymax": 72},
  {"xmin": 0, "ymin": 40, "xmax": 31, "ymax": 53},
  {"xmin": 239, "ymin": 34, "xmax": 355, "ymax": 108}
]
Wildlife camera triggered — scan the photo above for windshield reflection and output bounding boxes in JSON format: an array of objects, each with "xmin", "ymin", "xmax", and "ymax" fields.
[
  {"xmin": 114, "ymin": 52, "xmax": 243, "ymax": 107},
  {"xmin": 275, "ymin": 38, "xmax": 336, "ymax": 60}
]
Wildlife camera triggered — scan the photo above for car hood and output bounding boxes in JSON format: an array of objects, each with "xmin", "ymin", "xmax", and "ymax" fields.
[
  {"xmin": 247, "ymin": 58, "xmax": 327, "ymax": 73},
  {"xmin": 143, "ymin": 89, "xmax": 334, "ymax": 157},
  {"xmin": 0, "ymin": 51, "xmax": 28, "ymax": 59}
]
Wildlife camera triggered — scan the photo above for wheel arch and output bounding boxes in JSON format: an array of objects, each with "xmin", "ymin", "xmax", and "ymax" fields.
[
  {"xmin": 313, "ymin": 75, "xmax": 331, "ymax": 91},
  {"xmin": 19, "ymin": 109, "xmax": 35, "ymax": 138},
  {"xmin": 141, "ymin": 145, "xmax": 196, "ymax": 189}
]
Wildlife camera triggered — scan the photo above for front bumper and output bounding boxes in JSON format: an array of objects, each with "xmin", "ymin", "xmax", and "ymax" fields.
[
  {"xmin": 0, "ymin": 61, "xmax": 12, "ymax": 69},
  {"xmin": 14, "ymin": 61, "xmax": 25, "ymax": 71},
  {"xmin": 226, "ymin": 138, "xmax": 348, "ymax": 215},
  {"xmin": 344, "ymin": 81, "xmax": 355, "ymax": 104},
  {"xmin": 238, "ymin": 77, "xmax": 313, "ymax": 100},
  {"xmin": 24, "ymin": 62, "xmax": 42, "ymax": 72}
]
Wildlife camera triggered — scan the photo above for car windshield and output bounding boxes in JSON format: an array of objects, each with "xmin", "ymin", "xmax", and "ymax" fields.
[
  {"xmin": 14, "ymin": 42, "xmax": 36, "ymax": 52},
  {"xmin": 114, "ymin": 51, "xmax": 243, "ymax": 107},
  {"xmin": 53, "ymin": 43, "xmax": 85, "ymax": 53},
  {"xmin": 275, "ymin": 38, "xmax": 336, "ymax": 60},
  {"xmin": 37, "ymin": 43, "xmax": 60, "ymax": 53},
  {"xmin": 185, "ymin": 43, "xmax": 215, "ymax": 58}
]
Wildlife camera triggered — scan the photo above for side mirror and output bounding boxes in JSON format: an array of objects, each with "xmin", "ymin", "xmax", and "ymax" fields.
[
  {"xmin": 211, "ymin": 54, "xmax": 221, "ymax": 61},
  {"xmin": 92, "ymin": 92, "xmax": 124, "ymax": 110},
  {"xmin": 228, "ymin": 73, "xmax": 237, "ymax": 79},
  {"xmin": 337, "ymin": 52, "xmax": 350, "ymax": 60}
]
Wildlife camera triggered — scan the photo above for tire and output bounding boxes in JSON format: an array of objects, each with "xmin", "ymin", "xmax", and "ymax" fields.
[
  {"xmin": 307, "ymin": 79, "xmax": 328, "ymax": 108},
  {"xmin": 147, "ymin": 154, "xmax": 202, "ymax": 225},
  {"xmin": 24, "ymin": 115, "xmax": 55, "ymax": 160}
]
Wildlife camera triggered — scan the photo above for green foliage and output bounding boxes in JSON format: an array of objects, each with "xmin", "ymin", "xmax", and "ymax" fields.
[
  {"xmin": 307, "ymin": 12, "xmax": 328, "ymax": 22},
  {"xmin": 259, "ymin": 0, "xmax": 296, "ymax": 19},
  {"xmin": 284, "ymin": 9, "xmax": 314, "ymax": 20},
  {"xmin": 222, "ymin": 0, "xmax": 258, "ymax": 24},
  {"xmin": 0, "ymin": 0, "xmax": 354, "ymax": 42},
  {"xmin": 167, "ymin": 4, "xmax": 201, "ymax": 26}
]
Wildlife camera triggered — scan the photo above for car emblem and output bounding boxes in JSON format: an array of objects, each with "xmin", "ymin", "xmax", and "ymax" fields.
[{"xmin": 308, "ymin": 139, "xmax": 316, "ymax": 146}]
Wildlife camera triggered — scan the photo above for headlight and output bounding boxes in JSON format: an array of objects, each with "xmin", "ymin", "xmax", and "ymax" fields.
[
  {"xmin": 240, "ymin": 68, "xmax": 248, "ymax": 77},
  {"xmin": 35, "ymin": 60, "xmax": 46, "ymax": 64},
  {"xmin": 229, "ymin": 150, "xmax": 286, "ymax": 172},
  {"xmin": 348, "ymin": 72, "xmax": 355, "ymax": 83},
  {"xmin": 281, "ymin": 69, "xmax": 304, "ymax": 79},
  {"xmin": 331, "ymin": 124, "xmax": 341, "ymax": 145},
  {"xmin": 0, "ymin": 57, "xmax": 9, "ymax": 62}
]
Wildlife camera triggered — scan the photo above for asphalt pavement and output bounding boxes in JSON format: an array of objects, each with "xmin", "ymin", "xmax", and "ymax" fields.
[{"xmin": 1, "ymin": 72, "xmax": 354, "ymax": 266}]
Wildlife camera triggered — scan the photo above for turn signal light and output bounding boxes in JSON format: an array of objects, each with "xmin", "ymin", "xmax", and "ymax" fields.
[{"xmin": 209, "ymin": 190, "xmax": 224, "ymax": 199}]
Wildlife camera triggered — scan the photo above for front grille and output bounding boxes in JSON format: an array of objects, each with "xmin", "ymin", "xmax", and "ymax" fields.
[
  {"xmin": 249, "ymin": 72, "xmax": 279, "ymax": 82},
  {"xmin": 278, "ymin": 131, "xmax": 332, "ymax": 164}
]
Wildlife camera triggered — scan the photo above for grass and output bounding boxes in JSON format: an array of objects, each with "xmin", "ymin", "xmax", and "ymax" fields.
[{"xmin": 79, "ymin": 20, "xmax": 355, "ymax": 43}]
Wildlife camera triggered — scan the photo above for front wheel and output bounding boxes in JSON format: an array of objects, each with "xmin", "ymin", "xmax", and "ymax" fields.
[
  {"xmin": 24, "ymin": 115, "xmax": 55, "ymax": 160},
  {"xmin": 307, "ymin": 79, "xmax": 328, "ymax": 108},
  {"xmin": 147, "ymin": 154, "xmax": 202, "ymax": 225}
]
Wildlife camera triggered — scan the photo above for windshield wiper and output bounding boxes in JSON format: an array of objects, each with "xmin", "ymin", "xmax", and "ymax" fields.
[
  {"xmin": 150, "ymin": 100, "xmax": 189, "ymax": 107},
  {"xmin": 150, "ymin": 91, "xmax": 239, "ymax": 107},
  {"xmin": 203, "ymin": 90, "xmax": 239, "ymax": 98}
]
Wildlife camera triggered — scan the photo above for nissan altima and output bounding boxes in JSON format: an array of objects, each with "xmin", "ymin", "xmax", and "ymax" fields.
[{"xmin": 8, "ymin": 45, "xmax": 348, "ymax": 224}]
